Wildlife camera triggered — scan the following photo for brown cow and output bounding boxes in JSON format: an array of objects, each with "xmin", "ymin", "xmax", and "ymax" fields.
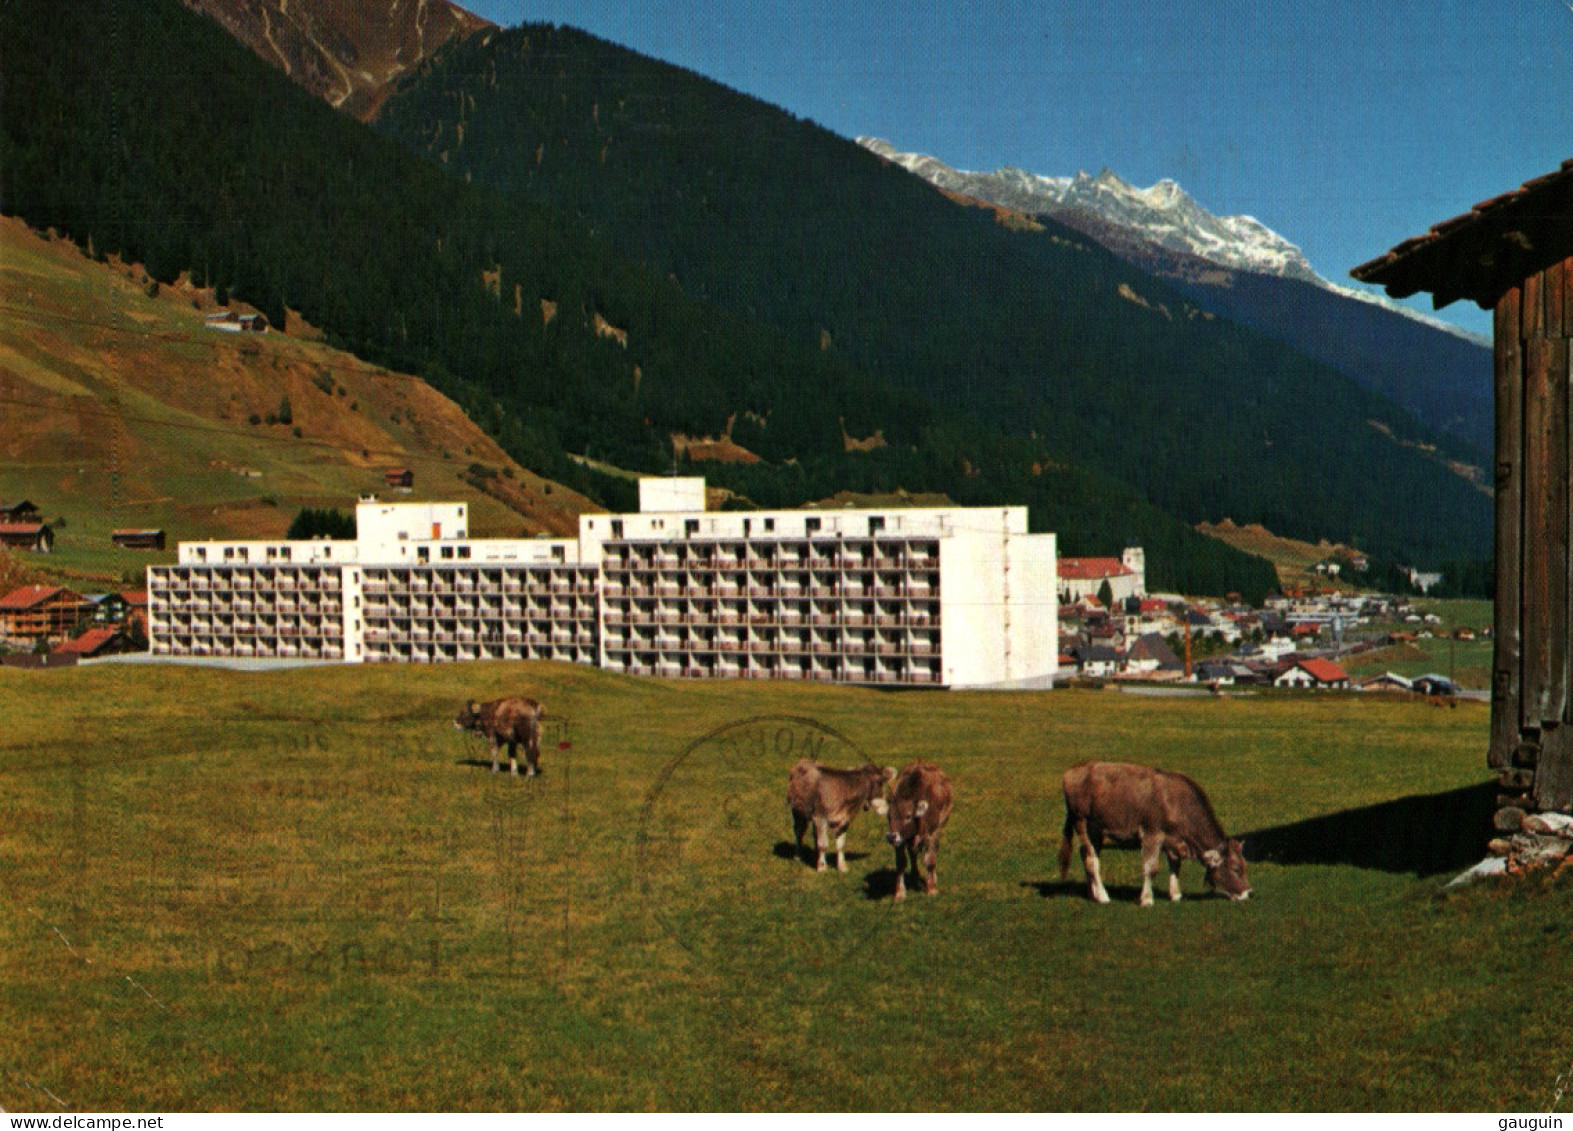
[
  {"xmin": 787, "ymin": 760, "xmax": 896, "ymax": 872},
  {"xmin": 1058, "ymin": 760, "xmax": 1250, "ymax": 906},
  {"xmin": 870, "ymin": 761, "xmax": 953, "ymax": 901},
  {"xmin": 454, "ymin": 696, "xmax": 545, "ymax": 777}
]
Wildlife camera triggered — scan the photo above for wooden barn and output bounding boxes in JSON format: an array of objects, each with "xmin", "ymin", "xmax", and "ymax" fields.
[
  {"xmin": 111, "ymin": 529, "xmax": 166, "ymax": 551},
  {"xmin": 1354, "ymin": 158, "xmax": 1573, "ymax": 823}
]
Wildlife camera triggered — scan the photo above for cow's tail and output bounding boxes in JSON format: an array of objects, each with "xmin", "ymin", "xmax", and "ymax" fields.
[{"xmin": 1057, "ymin": 811, "xmax": 1075, "ymax": 879}]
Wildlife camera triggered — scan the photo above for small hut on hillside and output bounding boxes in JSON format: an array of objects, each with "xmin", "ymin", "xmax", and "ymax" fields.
[{"xmin": 1354, "ymin": 158, "xmax": 1573, "ymax": 830}]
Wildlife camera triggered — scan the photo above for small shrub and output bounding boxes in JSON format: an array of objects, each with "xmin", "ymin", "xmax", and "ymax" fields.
[
  {"xmin": 249, "ymin": 413, "xmax": 262, "ymax": 425},
  {"xmin": 143, "ymin": 279, "xmax": 159, "ymax": 298},
  {"xmin": 265, "ymin": 413, "xmax": 277, "ymax": 426},
  {"xmin": 292, "ymin": 426, "xmax": 303, "ymax": 438}
]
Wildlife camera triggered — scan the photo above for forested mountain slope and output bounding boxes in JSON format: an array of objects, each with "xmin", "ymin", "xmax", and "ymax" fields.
[
  {"xmin": 0, "ymin": 0, "xmax": 1280, "ymax": 598},
  {"xmin": 375, "ymin": 22, "xmax": 1492, "ymax": 567}
]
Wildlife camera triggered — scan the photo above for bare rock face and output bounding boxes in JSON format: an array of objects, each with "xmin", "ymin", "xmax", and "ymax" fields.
[{"xmin": 180, "ymin": 0, "xmax": 492, "ymax": 120}]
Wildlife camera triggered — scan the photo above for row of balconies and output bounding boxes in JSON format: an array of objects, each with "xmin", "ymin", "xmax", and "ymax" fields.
[
  {"xmin": 155, "ymin": 573, "xmax": 340, "ymax": 593},
  {"xmin": 364, "ymin": 644, "xmax": 595, "ymax": 664},
  {"xmin": 160, "ymin": 638, "xmax": 344, "ymax": 660},
  {"xmin": 609, "ymin": 580, "xmax": 935, "ymax": 599},
  {"xmin": 363, "ymin": 601, "xmax": 593, "ymax": 619},
  {"xmin": 365, "ymin": 628, "xmax": 595, "ymax": 646},
  {"xmin": 606, "ymin": 658, "xmax": 942, "ymax": 684},
  {"xmin": 603, "ymin": 610, "xmax": 936, "ymax": 628},
  {"xmin": 606, "ymin": 556, "xmax": 939, "ymax": 576},
  {"xmin": 602, "ymin": 637, "xmax": 936, "ymax": 657}
]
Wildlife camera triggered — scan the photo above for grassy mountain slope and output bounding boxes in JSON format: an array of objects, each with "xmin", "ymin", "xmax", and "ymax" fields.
[
  {"xmin": 376, "ymin": 22, "xmax": 1492, "ymax": 567},
  {"xmin": 0, "ymin": 0, "xmax": 1280, "ymax": 599},
  {"xmin": 0, "ymin": 214, "xmax": 594, "ymax": 584}
]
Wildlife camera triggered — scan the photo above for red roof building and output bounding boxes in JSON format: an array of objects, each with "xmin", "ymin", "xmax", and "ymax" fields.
[
  {"xmin": 0, "ymin": 522, "xmax": 52, "ymax": 552},
  {"xmin": 1274, "ymin": 657, "xmax": 1350, "ymax": 690},
  {"xmin": 1059, "ymin": 557, "xmax": 1131, "ymax": 581},
  {"xmin": 53, "ymin": 627, "xmax": 128, "ymax": 658},
  {"xmin": 0, "ymin": 585, "xmax": 89, "ymax": 642}
]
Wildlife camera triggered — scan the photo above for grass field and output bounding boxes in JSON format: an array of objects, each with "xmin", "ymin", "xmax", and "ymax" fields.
[{"xmin": 2, "ymin": 661, "xmax": 1568, "ymax": 1111}]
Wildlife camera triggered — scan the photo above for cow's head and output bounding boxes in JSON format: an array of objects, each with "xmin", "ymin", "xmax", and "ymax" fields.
[
  {"xmin": 871, "ymin": 788, "xmax": 926, "ymax": 847},
  {"xmin": 453, "ymin": 700, "xmax": 483, "ymax": 731},
  {"xmin": 859, "ymin": 765, "xmax": 898, "ymax": 810},
  {"xmin": 1200, "ymin": 838, "xmax": 1251, "ymax": 900}
]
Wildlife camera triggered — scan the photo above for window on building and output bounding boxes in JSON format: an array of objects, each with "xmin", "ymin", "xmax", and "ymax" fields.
[
  {"xmin": 458, "ymin": 546, "xmax": 471, "ymax": 560},
  {"xmin": 611, "ymin": 520, "xmax": 623, "ymax": 538},
  {"xmin": 441, "ymin": 546, "xmax": 454, "ymax": 560},
  {"xmin": 552, "ymin": 546, "xmax": 565, "ymax": 562},
  {"xmin": 764, "ymin": 518, "xmax": 775, "ymax": 533},
  {"xmin": 806, "ymin": 518, "xmax": 821, "ymax": 535},
  {"xmin": 418, "ymin": 547, "xmax": 430, "ymax": 563},
  {"xmin": 685, "ymin": 519, "xmax": 699, "ymax": 537}
]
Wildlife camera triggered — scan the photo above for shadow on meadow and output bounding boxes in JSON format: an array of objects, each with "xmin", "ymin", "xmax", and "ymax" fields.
[{"xmin": 1240, "ymin": 779, "xmax": 1496, "ymax": 876}]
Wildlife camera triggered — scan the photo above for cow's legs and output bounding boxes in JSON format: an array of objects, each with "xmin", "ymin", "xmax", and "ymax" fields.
[
  {"xmin": 524, "ymin": 737, "xmax": 539, "ymax": 777},
  {"xmin": 893, "ymin": 843, "xmax": 909, "ymax": 902},
  {"xmin": 1138, "ymin": 833, "xmax": 1163, "ymax": 907},
  {"xmin": 490, "ymin": 738, "xmax": 502, "ymax": 775},
  {"xmin": 1074, "ymin": 819, "xmax": 1110, "ymax": 903},
  {"xmin": 834, "ymin": 828, "xmax": 848, "ymax": 873},
  {"xmin": 507, "ymin": 740, "xmax": 519, "ymax": 777},
  {"xmin": 812, "ymin": 817, "xmax": 829, "ymax": 872},
  {"xmin": 792, "ymin": 811, "xmax": 810, "ymax": 862},
  {"xmin": 921, "ymin": 838, "xmax": 939, "ymax": 895},
  {"xmin": 1167, "ymin": 854, "xmax": 1183, "ymax": 902}
]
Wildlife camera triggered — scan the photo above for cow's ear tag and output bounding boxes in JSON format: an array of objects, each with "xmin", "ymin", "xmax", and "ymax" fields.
[
  {"xmin": 1202, "ymin": 849, "xmax": 1223, "ymax": 867},
  {"xmin": 914, "ymin": 800, "xmax": 930, "ymax": 817}
]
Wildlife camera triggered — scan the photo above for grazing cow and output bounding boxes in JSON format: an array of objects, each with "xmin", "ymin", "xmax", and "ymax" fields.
[
  {"xmin": 870, "ymin": 761, "xmax": 953, "ymax": 901},
  {"xmin": 1058, "ymin": 760, "xmax": 1250, "ymax": 906},
  {"xmin": 787, "ymin": 760, "xmax": 896, "ymax": 873},
  {"xmin": 454, "ymin": 696, "xmax": 545, "ymax": 776}
]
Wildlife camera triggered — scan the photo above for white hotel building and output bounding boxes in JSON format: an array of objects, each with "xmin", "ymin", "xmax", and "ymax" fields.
[{"xmin": 147, "ymin": 478, "xmax": 1058, "ymax": 688}]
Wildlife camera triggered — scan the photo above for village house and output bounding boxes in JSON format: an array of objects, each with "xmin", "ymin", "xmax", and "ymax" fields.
[
  {"xmin": 1273, "ymin": 657, "xmax": 1350, "ymax": 690},
  {"xmin": 1358, "ymin": 672, "xmax": 1414, "ymax": 693},
  {"xmin": 0, "ymin": 585, "xmax": 90, "ymax": 646},
  {"xmin": 53, "ymin": 626, "xmax": 132, "ymax": 660},
  {"xmin": 384, "ymin": 468, "xmax": 415, "ymax": 490},
  {"xmin": 0, "ymin": 521, "xmax": 53, "ymax": 552},
  {"xmin": 0, "ymin": 500, "xmax": 41, "ymax": 523}
]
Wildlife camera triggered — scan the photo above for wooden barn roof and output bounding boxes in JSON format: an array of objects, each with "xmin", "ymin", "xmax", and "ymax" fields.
[{"xmin": 1351, "ymin": 158, "xmax": 1573, "ymax": 310}]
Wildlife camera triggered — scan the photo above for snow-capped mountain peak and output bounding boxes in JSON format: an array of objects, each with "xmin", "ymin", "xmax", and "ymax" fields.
[{"xmin": 856, "ymin": 137, "xmax": 1486, "ymax": 345}]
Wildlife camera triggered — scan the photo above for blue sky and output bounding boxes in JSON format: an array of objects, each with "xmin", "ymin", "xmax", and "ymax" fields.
[{"xmin": 461, "ymin": 1, "xmax": 1573, "ymax": 338}]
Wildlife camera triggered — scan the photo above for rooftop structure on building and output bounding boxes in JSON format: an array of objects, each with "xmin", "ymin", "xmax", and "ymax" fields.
[{"xmin": 146, "ymin": 479, "xmax": 1059, "ymax": 688}]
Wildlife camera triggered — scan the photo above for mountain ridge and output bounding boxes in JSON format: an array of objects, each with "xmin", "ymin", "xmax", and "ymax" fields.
[{"xmin": 857, "ymin": 137, "xmax": 1493, "ymax": 451}]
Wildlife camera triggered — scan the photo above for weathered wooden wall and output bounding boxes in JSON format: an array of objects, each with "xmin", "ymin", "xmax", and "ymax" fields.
[{"xmin": 1493, "ymin": 254, "xmax": 1573, "ymax": 815}]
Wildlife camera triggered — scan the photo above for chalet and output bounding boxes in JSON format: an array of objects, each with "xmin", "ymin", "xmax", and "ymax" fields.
[
  {"xmin": 1359, "ymin": 672, "xmax": 1415, "ymax": 694},
  {"xmin": 204, "ymin": 311, "xmax": 268, "ymax": 332},
  {"xmin": 0, "ymin": 522, "xmax": 53, "ymax": 552},
  {"xmin": 85, "ymin": 593, "xmax": 131, "ymax": 624},
  {"xmin": 0, "ymin": 585, "xmax": 90, "ymax": 644},
  {"xmin": 384, "ymin": 468, "xmax": 415, "ymax": 490},
  {"xmin": 1274, "ymin": 657, "xmax": 1350, "ymax": 690},
  {"xmin": 0, "ymin": 500, "xmax": 41, "ymax": 522},
  {"xmin": 111, "ymin": 529, "xmax": 166, "ymax": 551},
  {"xmin": 53, "ymin": 626, "xmax": 130, "ymax": 659},
  {"xmin": 1354, "ymin": 156, "xmax": 1573, "ymax": 819}
]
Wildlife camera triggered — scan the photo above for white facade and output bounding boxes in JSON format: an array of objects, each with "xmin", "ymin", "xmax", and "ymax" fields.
[{"xmin": 148, "ymin": 483, "xmax": 1059, "ymax": 687}]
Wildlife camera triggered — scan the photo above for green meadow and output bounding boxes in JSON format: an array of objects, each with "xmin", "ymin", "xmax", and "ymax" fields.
[{"xmin": 1, "ymin": 661, "xmax": 1567, "ymax": 1111}]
